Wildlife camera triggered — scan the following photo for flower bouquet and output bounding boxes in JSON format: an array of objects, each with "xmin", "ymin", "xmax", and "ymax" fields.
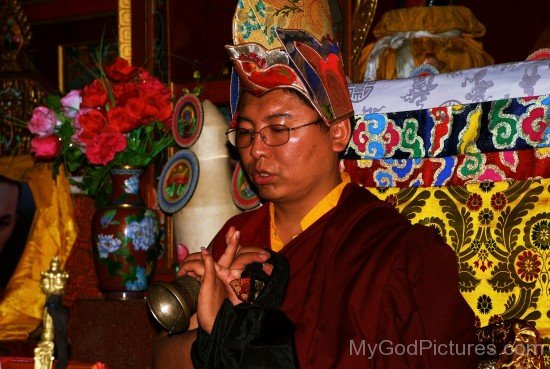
[
  {"xmin": 25, "ymin": 56, "xmax": 175, "ymax": 298},
  {"xmin": 27, "ymin": 56, "xmax": 174, "ymax": 200}
]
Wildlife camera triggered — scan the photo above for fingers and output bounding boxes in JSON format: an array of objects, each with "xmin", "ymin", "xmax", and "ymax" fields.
[
  {"xmin": 201, "ymin": 247, "xmax": 216, "ymax": 286},
  {"xmin": 224, "ymin": 226, "xmax": 235, "ymax": 246},
  {"xmin": 177, "ymin": 258, "xmax": 204, "ymax": 277},
  {"xmin": 262, "ymin": 262, "xmax": 274, "ymax": 276},
  {"xmin": 235, "ymin": 246, "xmax": 268, "ymax": 255},
  {"xmin": 230, "ymin": 250, "xmax": 270, "ymax": 270},
  {"xmin": 176, "ymin": 251, "xmax": 204, "ymax": 277},
  {"xmin": 213, "ymin": 260, "xmax": 243, "ymax": 306},
  {"xmin": 218, "ymin": 227, "xmax": 240, "ymax": 268}
]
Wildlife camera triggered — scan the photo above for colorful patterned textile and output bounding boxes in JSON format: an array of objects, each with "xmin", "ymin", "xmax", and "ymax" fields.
[
  {"xmin": 344, "ymin": 95, "xmax": 550, "ymax": 160},
  {"xmin": 228, "ymin": 1, "xmax": 353, "ymax": 126},
  {"xmin": 342, "ymin": 148, "xmax": 550, "ymax": 188},
  {"xmin": 233, "ymin": 0, "xmax": 333, "ymax": 50},
  {"xmin": 366, "ymin": 179, "xmax": 550, "ymax": 337},
  {"xmin": 348, "ymin": 59, "xmax": 550, "ymax": 114},
  {"xmin": 344, "ymin": 59, "xmax": 550, "ymax": 340},
  {"xmin": 227, "ymin": 29, "xmax": 353, "ymax": 125}
]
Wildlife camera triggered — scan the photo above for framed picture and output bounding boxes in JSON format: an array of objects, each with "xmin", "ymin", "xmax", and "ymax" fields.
[{"xmin": 57, "ymin": 41, "xmax": 118, "ymax": 93}]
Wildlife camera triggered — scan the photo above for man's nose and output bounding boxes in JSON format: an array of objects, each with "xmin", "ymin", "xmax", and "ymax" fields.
[{"xmin": 249, "ymin": 132, "xmax": 269, "ymax": 159}]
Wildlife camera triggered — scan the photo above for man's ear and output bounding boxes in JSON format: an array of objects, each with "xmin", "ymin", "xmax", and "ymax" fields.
[{"xmin": 330, "ymin": 118, "xmax": 352, "ymax": 153}]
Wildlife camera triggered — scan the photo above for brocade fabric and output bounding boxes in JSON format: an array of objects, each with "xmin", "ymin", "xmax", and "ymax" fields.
[{"xmin": 0, "ymin": 155, "xmax": 78, "ymax": 339}]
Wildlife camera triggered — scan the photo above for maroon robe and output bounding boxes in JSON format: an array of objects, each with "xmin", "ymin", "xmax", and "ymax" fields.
[{"xmin": 211, "ymin": 184, "xmax": 478, "ymax": 369}]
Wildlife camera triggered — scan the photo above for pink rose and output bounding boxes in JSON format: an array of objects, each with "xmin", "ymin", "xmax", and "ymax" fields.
[
  {"xmin": 30, "ymin": 135, "xmax": 61, "ymax": 160},
  {"xmin": 61, "ymin": 90, "xmax": 82, "ymax": 118},
  {"xmin": 28, "ymin": 106, "xmax": 59, "ymax": 137}
]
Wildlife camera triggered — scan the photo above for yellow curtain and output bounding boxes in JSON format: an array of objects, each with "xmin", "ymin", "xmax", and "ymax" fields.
[{"xmin": 0, "ymin": 155, "xmax": 78, "ymax": 340}]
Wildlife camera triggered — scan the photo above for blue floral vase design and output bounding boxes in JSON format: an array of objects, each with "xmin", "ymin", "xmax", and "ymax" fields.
[{"xmin": 91, "ymin": 166, "xmax": 160, "ymax": 300}]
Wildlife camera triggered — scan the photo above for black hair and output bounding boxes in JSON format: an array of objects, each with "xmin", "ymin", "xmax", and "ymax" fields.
[
  {"xmin": 0, "ymin": 175, "xmax": 21, "ymax": 213},
  {"xmin": 0, "ymin": 175, "xmax": 34, "ymax": 289}
]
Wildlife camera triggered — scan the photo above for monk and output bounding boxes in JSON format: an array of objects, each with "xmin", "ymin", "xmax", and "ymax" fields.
[
  {"xmin": 0, "ymin": 175, "xmax": 21, "ymax": 297},
  {"xmin": 153, "ymin": 21, "xmax": 478, "ymax": 369}
]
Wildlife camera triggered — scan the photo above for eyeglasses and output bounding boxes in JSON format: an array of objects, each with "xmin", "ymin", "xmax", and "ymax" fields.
[{"xmin": 225, "ymin": 119, "xmax": 322, "ymax": 149}]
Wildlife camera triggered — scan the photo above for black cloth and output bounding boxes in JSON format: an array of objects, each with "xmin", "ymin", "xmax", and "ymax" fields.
[
  {"xmin": 191, "ymin": 251, "xmax": 299, "ymax": 369},
  {"xmin": 46, "ymin": 295, "xmax": 69, "ymax": 369}
]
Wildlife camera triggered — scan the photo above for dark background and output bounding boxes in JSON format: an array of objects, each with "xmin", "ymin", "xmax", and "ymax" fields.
[
  {"xmin": 16, "ymin": 0, "xmax": 550, "ymax": 101},
  {"xmin": 0, "ymin": 183, "xmax": 35, "ymax": 288}
]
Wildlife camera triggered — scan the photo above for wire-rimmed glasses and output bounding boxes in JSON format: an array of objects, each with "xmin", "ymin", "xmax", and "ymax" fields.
[{"xmin": 225, "ymin": 119, "xmax": 322, "ymax": 149}]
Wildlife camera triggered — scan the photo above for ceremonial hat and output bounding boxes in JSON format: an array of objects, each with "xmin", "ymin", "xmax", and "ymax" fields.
[{"xmin": 226, "ymin": 0, "xmax": 353, "ymax": 126}]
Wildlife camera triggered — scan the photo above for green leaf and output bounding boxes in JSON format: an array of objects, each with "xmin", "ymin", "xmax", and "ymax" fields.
[
  {"xmin": 45, "ymin": 95, "xmax": 62, "ymax": 109},
  {"xmin": 400, "ymin": 190, "xmax": 430, "ymax": 221},
  {"xmin": 126, "ymin": 255, "xmax": 136, "ymax": 263},
  {"xmin": 494, "ymin": 185, "xmax": 543, "ymax": 251},
  {"xmin": 118, "ymin": 247, "xmax": 130, "ymax": 257},
  {"xmin": 434, "ymin": 189, "xmax": 473, "ymax": 253},
  {"xmin": 126, "ymin": 213, "xmax": 143, "ymax": 223},
  {"xmin": 458, "ymin": 262, "xmax": 481, "ymax": 292},
  {"xmin": 101, "ymin": 258, "xmax": 122, "ymax": 277},
  {"xmin": 487, "ymin": 262, "xmax": 515, "ymax": 293},
  {"xmin": 502, "ymin": 288, "xmax": 541, "ymax": 320}
]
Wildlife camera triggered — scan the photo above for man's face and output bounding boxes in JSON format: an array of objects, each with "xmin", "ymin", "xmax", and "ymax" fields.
[
  {"xmin": 0, "ymin": 181, "xmax": 19, "ymax": 254},
  {"xmin": 237, "ymin": 89, "xmax": 340, "ymax": 208}
]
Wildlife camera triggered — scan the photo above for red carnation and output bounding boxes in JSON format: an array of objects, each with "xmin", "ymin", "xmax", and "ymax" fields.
[
  {"xmin": 126, "ymin": 92, "xmax": 172, "ymax": 123},
  {"xmin": 77, "ymin": 109, "xmax": 110, "ymax": 145},
  {"xmin": 107, "ymin": 106, "xmax": 140, "ymax": 133},
  {"xmin": 138, "ymin": 71, "xmax": 171, "ymax": 95},
  {"xmin": 81, "ymin": 79, "xmax": 109, "ymax": 108},
  {"xmin": 85, "ymin": 131, "xmax": 127, "ymax": 165},
  {"xmin": 112, "ymin": 81, "xmax": 139, "ymax": 106},
  {"xmin": 104, "ymin": 57, "xmax": 139, "ymax": 82}
]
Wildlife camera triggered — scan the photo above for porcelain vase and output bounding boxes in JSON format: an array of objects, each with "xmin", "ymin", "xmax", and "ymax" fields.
[{"xmin": 91, "ymin": 166, "xmax": 160, "ymax": 300}]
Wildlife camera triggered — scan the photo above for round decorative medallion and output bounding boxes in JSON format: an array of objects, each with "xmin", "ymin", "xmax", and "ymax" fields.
[
  {"xmin": 158, "ymin": 149, "xmax": 200, "ymax": 213},
  {"xmin": 410, "ymin": 63, "xmax": 439, "ymax": 77},
  {"xmin": 172, "ymin": 94, "xmax": 204, "ymax": 148},
  {"xmin": 231, "ymin": 162, "xmax": 260, "ymax": 210}
]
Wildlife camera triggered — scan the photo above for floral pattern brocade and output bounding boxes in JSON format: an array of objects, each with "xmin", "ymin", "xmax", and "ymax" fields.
[
  {"xmin": 368, "ymin": 179, "xmax": 550, "ymax": 338},
  {"xmin": 233, "ymin": 0, "xmax": 333, "ymax": 49}
]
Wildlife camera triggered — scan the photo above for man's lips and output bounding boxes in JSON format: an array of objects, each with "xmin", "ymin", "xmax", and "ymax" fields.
[{"xmin": 252, "ymin": 170, "xmax": 275, "ymax": 185}]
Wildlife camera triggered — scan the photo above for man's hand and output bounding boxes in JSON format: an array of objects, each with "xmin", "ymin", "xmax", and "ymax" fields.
[
  {"xmin": 214, "ymin": 229, "xmax": 273, "ymax": 305},
  {"xmin": 175, "ymin": 227, "xmax": 272, "ymax": 333}
]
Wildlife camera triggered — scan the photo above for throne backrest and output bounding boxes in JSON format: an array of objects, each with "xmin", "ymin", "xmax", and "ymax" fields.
[{"xmin": 341, "ymin": 60, "xmax": 550, "ymax": 358}]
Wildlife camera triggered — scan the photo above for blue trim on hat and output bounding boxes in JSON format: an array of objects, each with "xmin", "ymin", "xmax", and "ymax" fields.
[{"xmin": 230, "ymin": 68, "xmax": 240, "ymax": 117}]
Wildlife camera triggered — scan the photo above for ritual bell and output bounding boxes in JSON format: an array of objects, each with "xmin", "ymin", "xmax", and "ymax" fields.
[{"xmin": 146, "ymin": 275, "xmax": 200, "ymax": 334}]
